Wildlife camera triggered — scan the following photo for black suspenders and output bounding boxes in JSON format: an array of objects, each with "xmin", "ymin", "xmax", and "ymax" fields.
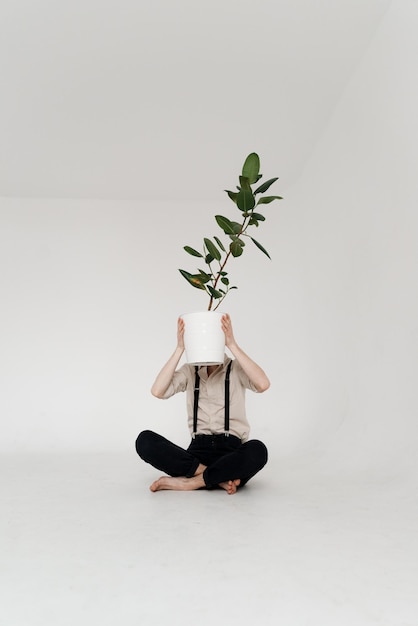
[
  {"xmin": 193, "ymin": 360, "xmax": 233, "ymax": 438},
  {"xmin": 193, "ymin": 366, "xmax": 201, "ymax": 437},
  {"xmin": 224, "ymin": 360, "xmax": 232, "ymax": 435}
]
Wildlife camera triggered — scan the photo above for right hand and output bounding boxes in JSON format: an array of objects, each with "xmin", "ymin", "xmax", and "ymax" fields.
[{"xmin": 177, "ymin": 317, "xmax": 185, "ymax": 350}]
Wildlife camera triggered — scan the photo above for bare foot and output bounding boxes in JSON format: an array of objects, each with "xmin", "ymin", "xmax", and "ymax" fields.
[
  {"xmin": 194, "ymin": 463, "xmax": 207, "ymax": 476},
  {"xmin": 150, "ymin": 474, "xmax": 206, "ymax": 492},
  {"xmin": 219, "ymin": 479, "xmax": 241, "ymax": 495}
]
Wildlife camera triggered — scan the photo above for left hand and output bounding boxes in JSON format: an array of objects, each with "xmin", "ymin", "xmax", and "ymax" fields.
[{"xmin": 221, "ymin": 313, "xmax": 236, "ymax": 349}]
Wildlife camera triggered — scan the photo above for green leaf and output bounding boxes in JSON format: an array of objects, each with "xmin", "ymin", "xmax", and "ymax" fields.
[
  {"xmin": 204, "ymin": 238, "xmax": 221, "ymax": 262},
  {"xmin": 230, "ymin": 235, "xmax": 245, "ymax": 246},
  {"xmin": 230, "ymin": 240, "xmax": 244, "ymax": 257},
  {"xmin": 251, "ymin": 213, "xmax": 265, "ymax": 221},
  {"xmin": 205, "ymin": 253, "xmax": 214, "ymax": 264},
  {"xmin": 215, "ymin": 215, "xmax": 236, "ymax": 235},
  {"xmin": 238, "ymin": 176, "xmax": 252, "ymax": 191},
  {"xmin": 178, "ymin": 269, "xmax": 207, "ymax": 290},
  {"xmin": 224, "ymin": 189, "xmax": 238, "ymax": 203},
  {"xmin": 249, "ymin": 237, "xmax": 271, "ymax": 259},
  {"xmin": 254, "ymin": 177, "xmax": 279, "ymax": 195},
  {"xmin": 214, "ymin": 236, "xmax": 226, "ymax": 252},
  {"xmin": 221, "ymin": 276, "xmax": 229, "ymax": 285},
  {"xmin": 207, "ymin": 286, "xmax": 223, "ymax": 299},
  {"xmin": 249, "ymin": 218, "xmax": 259, "ymax": 227},
  {"xmin": 184, "ymin": 246, "xmax": 203, "ymax": 258},
  {"xmin": 236, "ymin": 188, "xmax": 255, "ymax": 212},
  {"xmin": 242, "ymin": 153, "xmax": 260, "ymax": 184},
  {"xmin": 256, "ymin": 195, "xmax": 283, "ymax": 205},
  {"xmin": 197, "ymin": 270, "xmax": 211, "ymax": 283}
]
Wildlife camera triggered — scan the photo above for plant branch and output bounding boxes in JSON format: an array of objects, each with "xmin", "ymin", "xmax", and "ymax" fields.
[
  {"xmin": 180, "ymin": 153, "xmax": 281, "ymax": 311},
  {"xmin": 208, "ymin": 212, "xmax": 250, "ymax": 310}
]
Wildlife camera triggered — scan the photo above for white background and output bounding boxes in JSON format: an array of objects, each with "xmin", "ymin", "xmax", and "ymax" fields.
[
  {"xmin": 1, "ymin": 3, "xmax": 418, "ymax": 624},
  {"xmin": 1, "ymin": 0, "xmax": 416, "ymax": 471}
]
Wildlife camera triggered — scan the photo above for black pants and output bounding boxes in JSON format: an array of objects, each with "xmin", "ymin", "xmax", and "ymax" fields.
[{"xmin": 135, "ymin": 430, "xmax": 268, "ymax": 489}]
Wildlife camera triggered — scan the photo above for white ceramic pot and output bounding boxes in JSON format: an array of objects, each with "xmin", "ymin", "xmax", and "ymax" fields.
[{"xmin": 181, "ymin": 311, "xmax": 225, "ymax": 365}]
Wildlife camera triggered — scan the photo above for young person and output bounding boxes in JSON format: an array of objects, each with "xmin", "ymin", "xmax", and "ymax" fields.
[{"xmin": 135, "ymin": 313, "xmax": 269, "ymax": 494}]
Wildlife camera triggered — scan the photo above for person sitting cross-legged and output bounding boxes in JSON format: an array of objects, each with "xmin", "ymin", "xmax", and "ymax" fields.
[{"xmin": 135, "ymin": 313, "xmax": 269, "ymax": 495}]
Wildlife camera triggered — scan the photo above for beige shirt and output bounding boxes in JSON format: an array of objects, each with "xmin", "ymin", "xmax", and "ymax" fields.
[{"xmin": 162, "ymin": 355, "xmax": 258, "ymax": 442}]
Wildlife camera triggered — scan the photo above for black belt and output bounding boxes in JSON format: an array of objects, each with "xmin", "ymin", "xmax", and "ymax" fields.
[
  {"xmin": 191, "ymin": 433, "xmax": 241, "ymax": 446},
  {"xmin": 193, "ymin": 360, "xmax": 233, "ymax": 438},
  {"xmin": 193, "ymin": 433, "xmax": 240, "ymax": 440}
]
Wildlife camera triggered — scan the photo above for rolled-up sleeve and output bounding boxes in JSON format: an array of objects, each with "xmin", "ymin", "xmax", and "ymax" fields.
[{"xmin": 161, "ymin": 366, "xmax": 189, "ymax": 399}]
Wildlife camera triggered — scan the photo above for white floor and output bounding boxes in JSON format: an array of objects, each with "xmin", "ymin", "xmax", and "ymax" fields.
[{"xmin": 1, "ymin": 451, "xmax": 417, "ymax": 626}]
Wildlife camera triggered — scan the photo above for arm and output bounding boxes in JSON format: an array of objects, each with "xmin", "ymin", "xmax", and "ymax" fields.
[
  {"xmin": 221, "ymin": 313, "xmax": 270, "ymax": 393},
  {"xmin": 151, "ymin": 317, "xmax": 185, "ymax": 398}
]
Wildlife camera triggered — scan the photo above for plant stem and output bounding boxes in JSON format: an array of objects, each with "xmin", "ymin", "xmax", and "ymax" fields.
[
  {"xmin": 208, "ymin": 250, "xmax": 232, "ymax": 310},
  {"xmin": 207, "ymin": 211, "xmax": 251, "ymax": 310}
]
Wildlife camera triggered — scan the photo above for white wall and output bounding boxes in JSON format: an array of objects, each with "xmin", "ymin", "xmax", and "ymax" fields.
[
  {"xmin": 0, "ymin": 0, "xmax": 390, "ymax": 199},
  {"xmin": 270, "ymin": 0, "xmax": 418, "ymax": 474},
  {"xmin": 0, "ymin": 192, "xmax": 275, "ymax": 452},
  {"xmin": 0, "ymin": 189, "xmax": 282, "ymax": 452},
  {"xmin": 1, "ymin": 1, "xmax": 417, "ymax": 479}
]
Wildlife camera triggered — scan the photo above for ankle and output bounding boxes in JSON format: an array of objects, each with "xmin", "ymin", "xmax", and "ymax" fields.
[{"xmin": 194, "ymin": 463, "xmax": 207, "ymax": 476}]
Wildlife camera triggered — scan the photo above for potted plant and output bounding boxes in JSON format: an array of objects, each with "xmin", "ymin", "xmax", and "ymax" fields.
[{"xmin": 179, "ymin": 152, "xmax": 282, "ymax": 364}]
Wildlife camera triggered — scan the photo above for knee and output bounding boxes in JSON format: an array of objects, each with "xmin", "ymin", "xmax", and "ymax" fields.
[
  {"xmin": 247, "ymin": 439, "xmax": 268, "ymax": 468},
  {"xmin": 135, "ymin": 430, "xmax": 157, "ymax": 460}
]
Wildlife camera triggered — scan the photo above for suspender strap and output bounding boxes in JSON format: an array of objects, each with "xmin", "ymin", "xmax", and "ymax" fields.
[
  {"xmin": 224, "ymin": 360, "xmax": 232, "ymax": 436},
  {"xmin": 192, "ymin": 361, "xmax": 233, "ymax": 438},
  {"xmin": 193, "ymin": 365, "xmax": 200, "ymax": 437}
]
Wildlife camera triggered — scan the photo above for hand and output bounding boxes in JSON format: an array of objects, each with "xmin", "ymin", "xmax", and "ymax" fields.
[
  {"xmin": 221, "ymin": 313, "xmax": 270, "ymax": 392},
  {"xmin": 177, "ymin": 317, "xmax": 185, "ymax": 350},
  {"xmin": 221, "ymin": 313, "xmax": 236, "ymax": 349}
]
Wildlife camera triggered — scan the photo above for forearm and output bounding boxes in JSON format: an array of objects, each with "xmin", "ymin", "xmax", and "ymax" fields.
[
  {"xmin": 151, "ymin": 345, "xmax": 184, "ymax": 398},
  {"xmin": 227, "ymin": 342, "xmax": 270, "ymax": 393}
]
